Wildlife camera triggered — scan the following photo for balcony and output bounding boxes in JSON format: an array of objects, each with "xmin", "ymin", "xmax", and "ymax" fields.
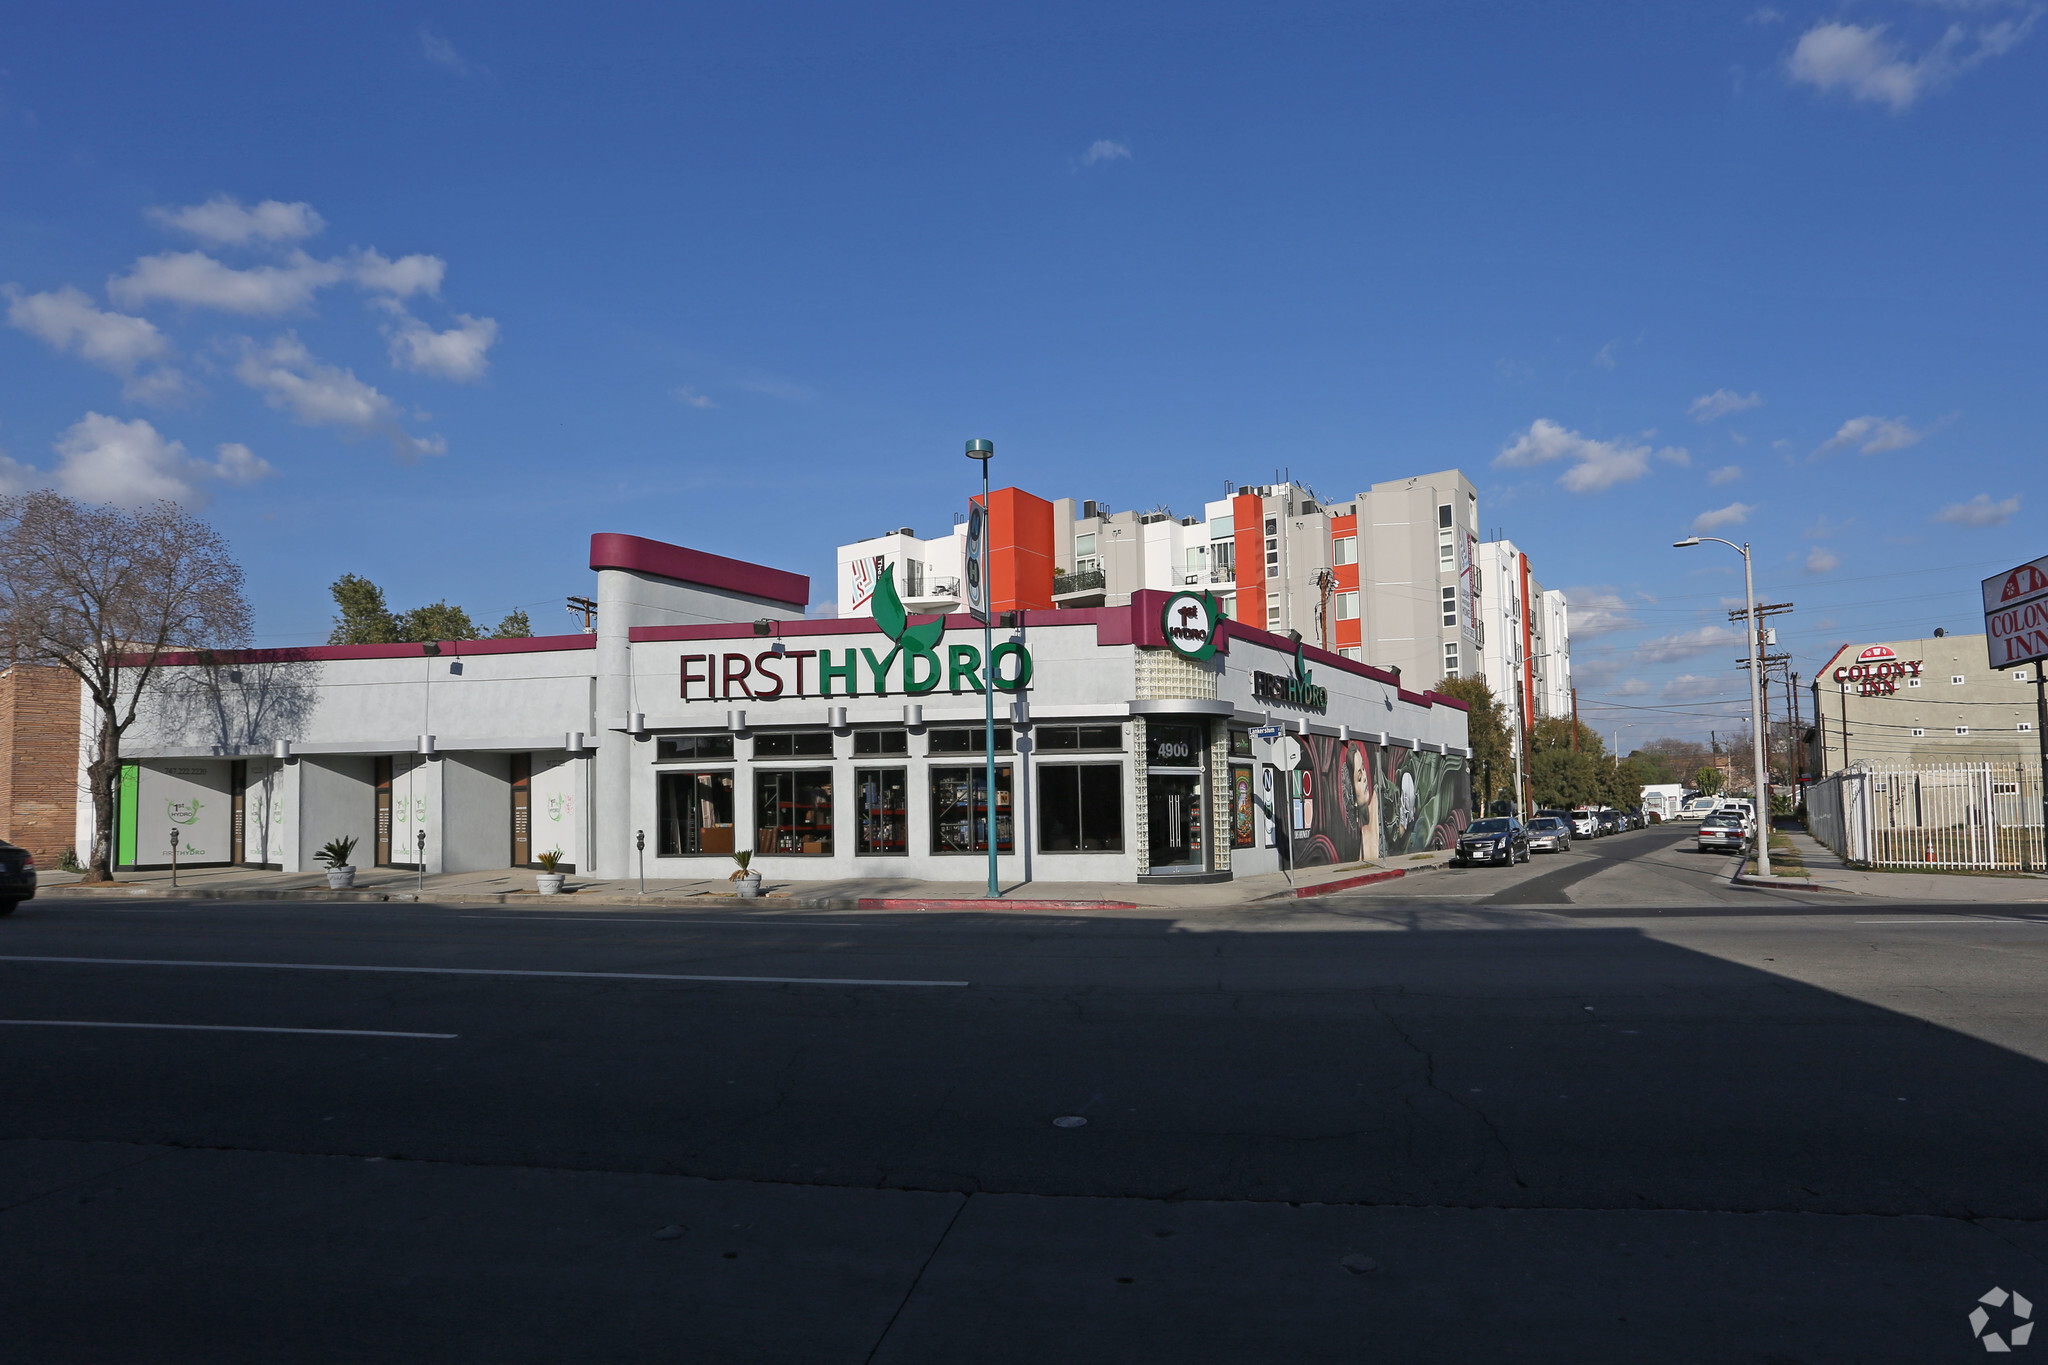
[
  {"xmin": 1052, "ymin": 567, "xmax": 1107, "ymax": 607},
  {"xmin": 1209, "ymin": 566, "xmax": 1235, "ymax": 584}
]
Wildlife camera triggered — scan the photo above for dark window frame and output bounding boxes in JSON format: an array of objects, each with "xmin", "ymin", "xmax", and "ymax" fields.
[
  {"xmin": 930, "ymin": 763, "xmax": 1014, "ymax": 854},
  {"xmin": 928, "ymin": 725, "xmax": 1015, "ymax": 755},
  {"xmin": 656, "ymin": 733, "xmax": 736, "ymax": 762},
  {"xmin": 753, "ymin": 731, "xmax": 835, "ymax": 759},
  {"xmin": 755, "ymin": 767, "xmax": 835, "ymax": 856},
  {"xmin": 1034, "ymin": 724, "xmax": 1124, "ymax": 752},
  {"xmin": 854, "ymin": 766, "xmax": 909, "ymax": 856},
  {"xmin": 656, "ymin": 769, "xmax": 737, "ymax": 857},
  {"xmin": 1037, "ymin": 761, "xmax": 1125, "ymax": 853},
  {"xmin": 853, "ymin": 729, "xmax": 909, "ymax": 756}
]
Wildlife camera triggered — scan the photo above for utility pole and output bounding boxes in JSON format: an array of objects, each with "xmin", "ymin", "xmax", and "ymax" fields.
[
  {"xmin": 1839, "ymin": 680, "xmax": 1851, "ymax": 769},
  {"xmin": 1570, "ymin": 687, "xmax": 1578, "ymax": 752},
  {"xmin": 566, "ymin": 595, "xmax": 597, "ymax": 632}
]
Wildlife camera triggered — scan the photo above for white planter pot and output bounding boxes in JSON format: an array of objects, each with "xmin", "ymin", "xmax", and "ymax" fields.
[
  {"xmin": 536, "ymin": 873, "xmax": 566, "ymax": 896},
  {"xmin": 735, "ymin": 871, "xmax": 763, "ymax": 899},
  {"xmin": 326, "ymin": 867, "xmax": 356, "ymax": 890}
]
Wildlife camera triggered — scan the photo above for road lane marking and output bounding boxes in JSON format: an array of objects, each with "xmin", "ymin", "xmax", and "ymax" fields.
[
  {"xmin": 0, "ymin": 954, "xmax": 968, "ymax": 988},
  {"xmin": 456, "ymin": 916, "xmax": 881, "ymax": 928},
  {"xmin": 0, "ymin": 1020, "xmax": 456, "ymax": 1038},
  {"xmin": 1851, "ymin": 918, "xmax": 2029, "ymax": 925}
]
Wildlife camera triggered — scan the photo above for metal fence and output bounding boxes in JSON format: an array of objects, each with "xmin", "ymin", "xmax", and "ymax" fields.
[{"xmin": 1806, "ymin": 763, "xmax": 2046, "ymax": 871}]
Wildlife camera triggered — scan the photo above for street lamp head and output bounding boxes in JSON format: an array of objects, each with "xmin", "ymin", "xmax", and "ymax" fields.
[
  {"xmin": 965, "ymin": 438, "xmax": 994, "ymax": 463},
  {"xmin": 1673, "ymin": 537, "xmax": 1701, "ymax": 548}
]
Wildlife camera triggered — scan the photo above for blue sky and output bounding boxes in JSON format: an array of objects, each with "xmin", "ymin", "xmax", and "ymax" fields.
[{"xmin": 3, "ymin": 1, "xmax": 2042, "ymax": 742}]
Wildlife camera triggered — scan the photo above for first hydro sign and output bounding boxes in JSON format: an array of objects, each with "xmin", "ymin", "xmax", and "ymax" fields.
[{"xmin": 1161, "ymin": 591, "xmax": 1222, "ymax": 661}]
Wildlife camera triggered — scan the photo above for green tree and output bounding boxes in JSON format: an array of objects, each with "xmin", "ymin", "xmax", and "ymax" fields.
[
  {"xmin": 398, "ymin": 601, "xmax": 478, "ymax": 643},
  {"xmin": 1528, "ymin": 715, "xmax": 1605, "ymax": 759},
  {"xmin": 491, "ymin": 608, "xmax": 532, "ymax": 639},
  {"xmin": 1434, "ymin": 674, "xmax": 1512, "ymax": 811},
  {"xmin": 1694, "ymin": 765, "xmax": 1724, "ymax": 797},
  {"xmin": 1530, "ymin": 748, "xmax": 1606, "ymax": 809},
  {"xmin": 328, "ymin": 573, "xmax": 400, "ymax": 645}
]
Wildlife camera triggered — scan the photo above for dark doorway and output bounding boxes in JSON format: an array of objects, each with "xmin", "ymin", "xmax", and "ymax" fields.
[
  {"xmin": 510, "ymin": 754, "xmax": 532, "ymax": 867},
  {"xmin": 374, "ymin": 756, "xmax": 393, "ymax": 866},
  {"xmin": 1147, "ymin": 774, "xmax": 1205, "ymax": 870}
]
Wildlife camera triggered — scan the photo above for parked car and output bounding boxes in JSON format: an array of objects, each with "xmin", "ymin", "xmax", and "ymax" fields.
[
  {"xmin": 1596, "ymin": 809, "xmax": 1623, "ymax": 837},
  {"xmin": 0, "ymin": 839, "xmax": 36, "ymax": 915},
  {"xmin": 1525, "ymin": 816, "xmax": 1573, "ymax": 854},
  {"xmin": 1453, "ymin": 817, "xmax": 1530, "ymax": 866},
  {"xmin": 1697, "ymin": 812, "xmax": 1748, "ymax": 853},
  {"xmin": 1569, "ymin": 808, "xmax": 1601, "ymax": 838},
  {"xmin": 1624, "ymin": 806, "xmax": 1647, "ymax": 830},
  {"xmin": 1537, "ymin": 808, "xmax": 1574, "ymax": 826},
  {"xmin": 1679, "ymin": 797, "xmax": 1719, "ymax": 822}
]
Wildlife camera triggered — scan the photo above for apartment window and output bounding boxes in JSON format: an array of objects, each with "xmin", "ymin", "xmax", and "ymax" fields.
[
  {"xmin": 1209, "ymin": 515, "xmax": 1233, "ymax": 540},
  {"xmin": 656, "ymin": 734, "xmax": 735, "ymax": 762},
  {"xmin": 2017, "ymin": 671, "xmax": 2032, "ymax": 682},
  {"xmin": 928, "ymin": 725, "xmax": 1014, "ymax": 754},
  {"xmin": 1333, "ymin": 536, "xmax": 1356, "ymax": 566},
  {"xmin": 1444, "ymin": 642, "xmax": 1459, "ymax": 677},
  {"xmin": 931, "ymin": 765, "xmax": 1013, "ymax": 853},
  {"xmin": 1441, "ymin": 585, "xmax": 1457, "ymax": 627},
  {"xmin": 1074, "ymin": 533, "xmax": 1096, "ymax": 561},
  {"xmin": 655, "ymin": 771, "xmax": 735, "ymax": 856},
  {"xmin": 1912, "ymin": 728, "xmax": 1926, "ymax": 737},
  {"xmin": 754, "ymin": 731, "xmax": 833, "ymax": 758},
  {"xmin": 1437, "ymin": 504, "xmax": 1452, "ymax": 529},
  {"xmin": 1211, "ymin": 541, "xmax": 1234, "ymax": 572},
  {"xmin": 853, "ymin": 729, "xmax": 908, "ymax": 756},
  {"xmin": 1952, "ymin": 675, "xmax": 1966, "ymax": 685},
  {"xmin": 1439, "ymin": 531, "xmax": 1455, "ymax": 568},
  {"xmin": 1336, "ymin": 591, "xmax": 1358, "ymax": 621},
  {"xmin": 1265, "ymin": 517, "xmax": 1278, "ymax": 536},
  {"xmin": 1340, "ymin": 647, "xmax": 1361, "ymax": 661},
  {"xmin": 855, "ymin": 768, "xmax": 907, "ymax": 855},
  {"xmin": 1036, "ymin": 724, "xmax": 1124, "ymax": 751},
  {"xmin": 1186, "ymin": 546, "xmax": 1207, "ymax": 570},
  {"xmin": 1956, "ymin": 726, "xmax": 1971, "ymax": 736},
  {"xmin": 1908, "ymin": 677, "xmax": 1921, "ymax": 687},
  {"xmin": 1038, "ymin": 764, "xmax": 1123, "ymax": 852},
  {"xmin": 2023, "ymin": 723, "xmax": 2037, "ymax": 734},
  {"xmin": 1266, "ymin": 592, "xmax": 1281, "ymax": 629}
]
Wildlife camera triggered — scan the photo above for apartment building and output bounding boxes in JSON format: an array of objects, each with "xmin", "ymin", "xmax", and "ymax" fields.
[
  {"xmin": 837, "ymin": 488, "xmax": 1056, "ymax": 619},
  {"xmin": 1475, "ymin": 538, "xmax": 1573, "ymax": 724}
]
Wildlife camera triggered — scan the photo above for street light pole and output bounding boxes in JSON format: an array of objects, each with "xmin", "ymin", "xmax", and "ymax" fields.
[
  {"xmin": 967, "ymin": 439, "xmax": 1000, "ymax": 900},
  {"xmin": 1674, "ymin": 536, "xmax": 1772, "ymax": 877}
]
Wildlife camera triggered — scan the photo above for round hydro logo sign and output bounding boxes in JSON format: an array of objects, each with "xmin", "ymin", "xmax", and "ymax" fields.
[{"xmin": 1162, "ymin": 590, "xmax": 1222, "ymax": 661}]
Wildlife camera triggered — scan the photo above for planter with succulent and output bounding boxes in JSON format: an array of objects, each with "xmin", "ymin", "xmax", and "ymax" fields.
[
  {"xmin": 730, "ymin": 849, "xmax": 762, "ymax": 898},
  {"xmin": 317, "ymin": 836, "xmax": 359, "ymax": 890},
  {"xmin": 535, "ymin": 849, "xmax": 567, "ymax": 895}
]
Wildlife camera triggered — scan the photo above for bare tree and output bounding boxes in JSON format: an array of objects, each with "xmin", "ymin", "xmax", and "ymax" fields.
[{"xmin": 0, "ymin": 494, "xmax": 250, "ymax": 882}]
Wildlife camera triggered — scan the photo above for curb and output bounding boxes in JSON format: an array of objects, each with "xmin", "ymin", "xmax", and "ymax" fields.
[
  {"xmin": 1284, "ymin": 858, "xmax": 1449, "ymax": 900},
  {"xmin": 855, "ymin": 898, "xmax": 1140, "ymax": 911},
  {"xmin": 1731, "ymin": 874, "xmax": 1843, "ymax": 893},
  {"xmin": 36, "ymin": 885, "xmax": 865, "ymax": 910}
]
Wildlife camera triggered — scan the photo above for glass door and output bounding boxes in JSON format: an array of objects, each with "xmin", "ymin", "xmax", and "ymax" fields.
[{"xmin": 1147, "ymin": 774, "xmax": 1205, "ymax": 869}]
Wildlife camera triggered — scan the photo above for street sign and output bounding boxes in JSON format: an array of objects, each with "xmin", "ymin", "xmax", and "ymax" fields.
[
  {"xmin": 1272, "ymin": 735, "xmax": 1303, "ymax": 771},
  {"xmin": 1252, "ymin": 726, "xmax": 1282, "ymax": 742},
  {"xmin": 1983, "ymin": 553, "xmax": 2048, "ymax": 667}
]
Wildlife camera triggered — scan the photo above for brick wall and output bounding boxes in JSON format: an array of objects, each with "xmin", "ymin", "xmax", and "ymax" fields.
[{"xmin": 1, "ymin": 665, "xmax": 82, "ymax": 867}]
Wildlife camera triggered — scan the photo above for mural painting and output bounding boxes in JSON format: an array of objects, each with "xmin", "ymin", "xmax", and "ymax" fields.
[{"xmin": 1286, "ymin": 735, "xmax": 1471, "ymax": 870}]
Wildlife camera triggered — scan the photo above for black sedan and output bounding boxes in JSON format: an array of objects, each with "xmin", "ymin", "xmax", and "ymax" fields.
[
  {"xmin": 0, "ymin": 839, "xmax": 36, "ymax": 914},
  {"xmin": 1453, "ymin": 817, "xmax": 1530, "ymax": 866},
  {"xmin": 1596, "ymin": 809, "xmax": 1624, "ymax": 836}
]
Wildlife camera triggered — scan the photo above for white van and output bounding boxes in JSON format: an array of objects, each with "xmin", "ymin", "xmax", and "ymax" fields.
[{"xmin": 1679, "ymin": 797, "xmax": 1718, "ymax": 822}]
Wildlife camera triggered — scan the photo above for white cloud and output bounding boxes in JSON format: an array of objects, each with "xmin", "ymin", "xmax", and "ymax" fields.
[
  {"xmin": 209, "ymin": 442, "xmax": 274, "ymax": 484},
  {"xmin": 1814, "ymin": 413, "xmax": 1927, "ymax": 456},
  {"xmin": 1692, "ymin": 501, "xmax": 1754, "ymax": 532},
  {"xmin": 1787, "ymin": 16, "xmax": 2037, "ymax": 112},
  {"xmin": 1663, "ymin": 674, "xmax": 1729, "ymax": 701},
  {"xmin": 233, "ymin": 333, "xmax": 443, "ymax": 460},
  {"xmin": 0, "ymin": 445, "xmax": 35, "ymax": 495},
  {"xmin": 1638, "ymin": 625, "xmax": 1744, "ymax": 664},
  {"xmin": 1657, "ymin": 445, "xmax": 1691, "ymax": 468},
  {"xmin": 1615, "ymin": 678, "xmax": 1652, "ymax": 697},
  {"xmin": 1709, "ymin": 464, "xmax": 1743, "ymax": 486},
  {"xmin": 385, "ymin": 309, "xmax": 496, "ymax": 381},
  {"xmin": 48, "ymin": 412, "xmax": 208, "ymax": 506},
  {"xmin": 5, "ymin": 285, "xmax": 190, "ymax": 403},
  {"xmin": 1081, "ymin": 140, "xmax": 1131, "ymax": 165},
  {"xmin": 1496, "ymin": 418, "xmax": 1687, "ymax": 494},
  {"xmin": 1934, "ymin": 492, "xmax": 2020, "ymax": 527},
  {"xmin": 1806, "ymin": 545, "xmax": 1841, "ymax": 573},
  {"xmin": 1592, "ymin": 341, "xmax": 1619, "ymax": 371},
  {"xmin": 671, "ymin": 385, "xmax": 716, "ymax": 409},
  {"xmin": 1749, "ymin": 7, "xmax": 1784, "ymax": 25},
  {"xmin": 1563, "ymin": 588, "xmax": 1637, "ymax": 637},
  {"xmin": 146, "ymin": 196, "xmax": 325, "ymax": 246},
  {"xmin": 108, "ymin": 249, "xmax": 344, "ymax": 315},
  {"xmin": 419, "ymin": 25, "xmax": 476, "ymax": 75},
  {"xmin": 1688, "ymin": 389, "xmax": 1763, "ymax": 421},
  {"xmin": 350, "ymin": 248, "xmax": 445, "ymax": 299}
]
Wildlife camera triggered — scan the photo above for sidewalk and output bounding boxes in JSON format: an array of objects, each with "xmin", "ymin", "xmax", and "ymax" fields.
[
  {"xmin": 1733, "ymin": 825, "xmax": 2048, "ymax": 902},
  {"xmin": 31, "ymin": 850, "xmax": 1455, "ymax": 911}
]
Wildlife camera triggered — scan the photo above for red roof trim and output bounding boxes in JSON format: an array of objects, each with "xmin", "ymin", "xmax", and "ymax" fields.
[
  {"xmin": 127, "ymin": 634, "xmax": 597, "ymax": 667},
  {"xmin": 589, "ymin": 533, "xmax": 808, "ymax": 608}
]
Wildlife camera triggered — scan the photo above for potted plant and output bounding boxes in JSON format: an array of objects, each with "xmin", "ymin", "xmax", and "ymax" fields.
[
  {"xmin": 535, "ymin": 849, "xmax": 567, "ymax": 896},
  {"xmin": 730, "ymin": 849, "xmax": 762, "ymax": 899},
  {"xmin": 317, "ymin": 836, "xmax": 358, "ymax": 890}
]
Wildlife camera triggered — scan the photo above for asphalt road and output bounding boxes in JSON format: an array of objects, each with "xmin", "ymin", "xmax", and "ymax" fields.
[{"xmin": 4, "ymin": 824, "xmax": 2045, "ymax": 1362}]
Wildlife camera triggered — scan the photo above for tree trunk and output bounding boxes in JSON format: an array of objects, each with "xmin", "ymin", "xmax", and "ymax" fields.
[{"xmin": 85, "ymin": 711, "xmax": 120, "ymax": 883}]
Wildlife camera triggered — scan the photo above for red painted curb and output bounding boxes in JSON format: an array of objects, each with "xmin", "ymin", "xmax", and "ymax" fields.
[
  {"xmin": 856, "ymin": 898, "xmax": 1141, "ymax": 911},
  {"xmin": 1292, "ymin": 868, "xmax": 1407, "ymax": 898}
]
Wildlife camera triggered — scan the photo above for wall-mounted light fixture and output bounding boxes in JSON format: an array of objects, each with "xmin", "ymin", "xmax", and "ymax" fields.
[
  {"xmin": 418, "ymin": 734, "xmax": 437, "ymax": 757},
  {"xmin": 726, "ymin": 709, "xmax": 746, "ymax": 732},
  {"xmin": 565, "ymin": 731, "xmax": 586, "ymax": 754}
]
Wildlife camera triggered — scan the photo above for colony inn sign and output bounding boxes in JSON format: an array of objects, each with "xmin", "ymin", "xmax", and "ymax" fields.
[
  {"xmin": 1832, "ymin": 644, "xmax": 1922, "ymax": 696},
  {"xmin": 1984, "ymin": 553, "xmax": 2048, "ymax": 668}
]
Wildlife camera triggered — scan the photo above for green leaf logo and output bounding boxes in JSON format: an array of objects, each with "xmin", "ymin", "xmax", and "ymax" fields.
[{"xmin": 872, "ymin": 564, "xmax": 945, "ymax": 652}]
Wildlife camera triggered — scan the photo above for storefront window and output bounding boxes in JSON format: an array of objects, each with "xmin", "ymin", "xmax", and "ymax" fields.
[
  {"xmin": 929, "ymin": 726, "xmax": 1013, "ymax": 754},
  {"xmin": 931, "ymin": 765, "xmax": 1013, "ymax": 853},
  {"xmin": 1035, "ymin": 725, "xmax": 1123, "ymax": 751},
  {"xmin": 755, "ymin": 732, "xmax": 834, "ymax": 758},
  {"xmin": 856, "ymin": 768, "xmax": 908, "ymax": 855},
  {"xmin": 657, "ymin": 771, "xmax": 735, "ymax": 856},
  {"xmin": 657, "ymin": 734, "xmax": 735, "ymax": 761},
  {"xmin": 1228, "ymin": 730, "xmax": 1253, "ymax": 758},
  {"xmin": 756, "ymin": 769, "xmax": 834, "ymax": 855},
  {"xmin": 854, "ymin": 729, "xmax": 908, "ymax": 756},
  {"xmin": 1038, "ymin": 764, "xmax": 1123, "ymax": 852}
]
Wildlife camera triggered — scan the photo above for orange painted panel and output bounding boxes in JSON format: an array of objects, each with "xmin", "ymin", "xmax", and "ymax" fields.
[
  {"xmin": 985, "ymin": 486, "xmax": 1055, "ymax": 611},
  {"xmin": 1232, "ymin": 493, "xmax": 1265, "ymax": 622}
]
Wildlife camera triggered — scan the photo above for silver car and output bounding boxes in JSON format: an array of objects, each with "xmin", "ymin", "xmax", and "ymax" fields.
[{"xmin": 1525, "ymin": 816, "xmax": 1572, "ymax": 853}]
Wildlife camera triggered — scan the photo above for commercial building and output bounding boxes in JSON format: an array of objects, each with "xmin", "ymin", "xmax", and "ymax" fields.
[
  {"xmin": 98, "ymin": 533, "xmax": 1474, "ymax": 886},
  {"xmin": 2, "ymin": 662, "xmax": 79, "ymax": 866},
  {"xmin": 1810, "ymin": 634, "xmax": 2043, "ymax": 773}
]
